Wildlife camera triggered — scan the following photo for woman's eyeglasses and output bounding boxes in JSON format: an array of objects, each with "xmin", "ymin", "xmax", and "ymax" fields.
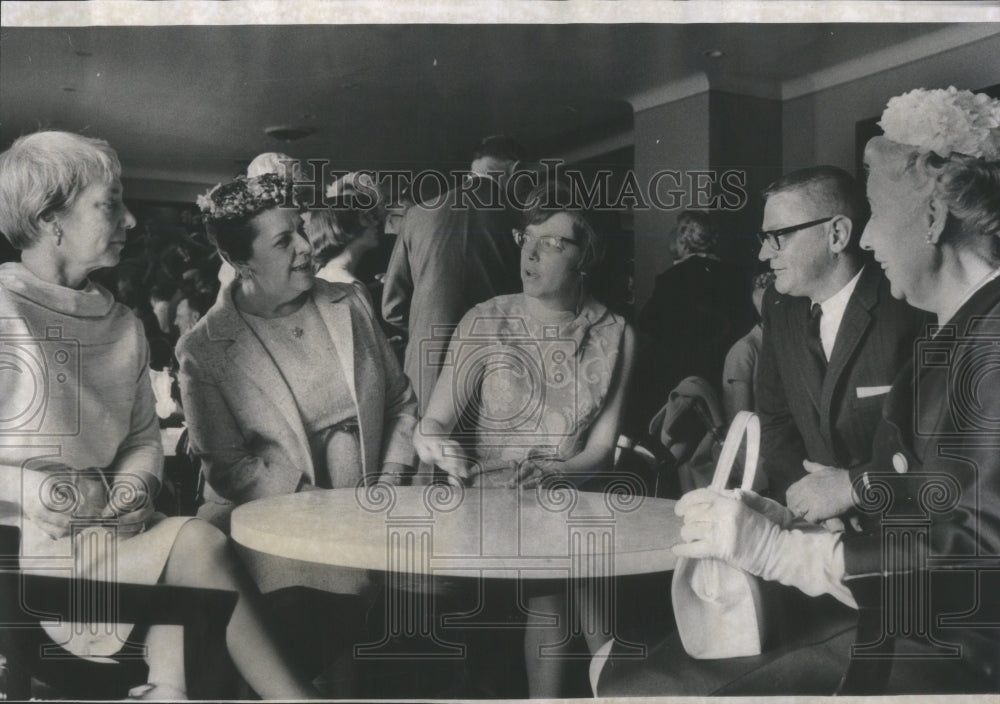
[
  {"xmin": 513, "ymin": 229, "xmax": 580, "ymax": 254},
  {"xmin": 755, "ymin": 216, "xmax": 836, "ymax": 251}
]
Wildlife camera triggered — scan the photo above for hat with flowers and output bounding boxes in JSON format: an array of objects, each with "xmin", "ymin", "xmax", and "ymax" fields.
[
  {"xmin": 196, "ymin": 172, "xmax": 294, "ymax": 222},
  {"xmin": 878, "ymin": 86, "xmax": 1000, "ymax": 160}
]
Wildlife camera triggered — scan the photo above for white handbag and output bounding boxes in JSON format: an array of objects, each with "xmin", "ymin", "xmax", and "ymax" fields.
[{"xmin": 670, "ymin": 411, "xmax": 766, "ymax": 659}]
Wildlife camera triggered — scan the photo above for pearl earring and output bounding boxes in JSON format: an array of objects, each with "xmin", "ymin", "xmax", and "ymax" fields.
[
  {"xmin": 926, "ymin": 231, "xmax": 934, "ymax": 244},
  {"xmin": 54, "ymin": 223, "xmax": 64, "ymax": 246}
]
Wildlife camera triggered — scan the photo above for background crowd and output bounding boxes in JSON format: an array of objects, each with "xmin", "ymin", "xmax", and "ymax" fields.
[{"xmin": 1, "ymin": 85, "xmax": 998, "ymax": 700}]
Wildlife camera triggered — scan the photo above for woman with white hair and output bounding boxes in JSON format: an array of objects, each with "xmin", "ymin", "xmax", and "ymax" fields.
[
  {"xmin": 0, "ymin": 131, "xmax": 318, "ymax": 699},
  {"xmin": 597, "ymin": 87, "xmax": 1000, "ymax": 696}
]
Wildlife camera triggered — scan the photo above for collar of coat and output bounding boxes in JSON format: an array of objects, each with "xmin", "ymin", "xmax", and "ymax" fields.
[{"xmin": 205, "ymin": 278, "xmax": 354, "ymax": 341}]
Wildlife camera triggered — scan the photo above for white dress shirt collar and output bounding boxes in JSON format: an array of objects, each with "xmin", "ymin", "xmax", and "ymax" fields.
[{"xmin": 812, "ymin": 267, "xmax": 863, "ymax": 360}]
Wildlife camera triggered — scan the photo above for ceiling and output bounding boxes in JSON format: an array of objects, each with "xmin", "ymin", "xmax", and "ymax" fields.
[{"xmin": 0, "ymin": 23, "xmax": 991, "ymax": 185}]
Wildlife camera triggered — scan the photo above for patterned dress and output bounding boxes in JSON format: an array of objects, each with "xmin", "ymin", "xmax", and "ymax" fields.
[{"xmin": 445, "ymin": 293, "xmax": 627, "ymax": 486}]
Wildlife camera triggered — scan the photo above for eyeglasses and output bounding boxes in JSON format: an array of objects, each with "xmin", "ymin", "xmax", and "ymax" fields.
[
  {"xmin": 755, "ymin": 216, "xmax": 836, "ymax": 251},
  {"xmin": 513, "ymin": 228, "xmax": 580, "ymax": 254}
]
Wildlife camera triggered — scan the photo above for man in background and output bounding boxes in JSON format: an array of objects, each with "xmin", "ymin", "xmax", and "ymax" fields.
[{"xmin": 382, "ymin": 135, "xmax": 525, "ymax": 412}]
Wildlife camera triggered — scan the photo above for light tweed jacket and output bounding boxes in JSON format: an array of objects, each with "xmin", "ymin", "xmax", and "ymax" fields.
[{"xmin": 177, "ymin": 279, "xmax": 417, "ymax": 529}]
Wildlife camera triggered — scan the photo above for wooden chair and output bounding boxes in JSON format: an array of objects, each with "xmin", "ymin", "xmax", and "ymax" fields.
[{"xmin": 0, "ymin": 524, "xmax": 238, "ymax": 700}]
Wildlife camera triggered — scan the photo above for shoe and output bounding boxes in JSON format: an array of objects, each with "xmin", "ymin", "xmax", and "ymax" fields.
[{"xmin": 126, "ymin": 682, "xmax": 188, "ymax": 700}]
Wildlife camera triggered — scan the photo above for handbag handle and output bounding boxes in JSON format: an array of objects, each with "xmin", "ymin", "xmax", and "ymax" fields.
[{"xmin": 708, "ymin": 411, "xmax": 759, "ymax": 492}]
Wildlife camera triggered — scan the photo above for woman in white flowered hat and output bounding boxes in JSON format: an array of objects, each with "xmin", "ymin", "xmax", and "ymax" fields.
[{"xmin": 596, "ymin": 87, "xmax": 1000, "ymax": 696}]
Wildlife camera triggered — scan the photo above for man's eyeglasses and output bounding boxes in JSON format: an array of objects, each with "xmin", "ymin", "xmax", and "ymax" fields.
[
  {"xmin": 513, "ymin": 229, "xmax": 580, "ymax": 254},
  {"xmin": 755, "ymin": 216, "xmax": 836, "ymax": 251}
]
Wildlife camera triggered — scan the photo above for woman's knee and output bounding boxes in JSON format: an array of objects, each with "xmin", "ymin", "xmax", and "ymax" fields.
[
  {"xmin": 165, "ymin": 518, "xmax": 237, "ymax": 586},
  {"xmin": 176, "ymin": 518, "xmax": 229, "ymax": 554}
]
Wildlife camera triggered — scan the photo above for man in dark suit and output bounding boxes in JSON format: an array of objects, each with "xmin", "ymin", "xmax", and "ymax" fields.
[
  {"xmin": 755, "ymin": 166, "xmax": 928, "ymax": 517},
  {"xmin": 381, "ymin": 136, "xmax": 525, "ymax": 413}
]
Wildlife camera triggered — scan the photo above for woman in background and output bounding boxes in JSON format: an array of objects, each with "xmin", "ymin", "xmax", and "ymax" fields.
[
  {"xmin": 721, "ymin": 270, "xmax": 775, "ymax": 421},
  {"xmin": 308, "ymin": 171, "xmax": 385, "ymax": 286}
]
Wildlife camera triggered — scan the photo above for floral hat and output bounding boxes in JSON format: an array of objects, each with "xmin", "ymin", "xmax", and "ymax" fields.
[
  {"xmin": 196, "ymin": 172, "xmax": 294, "ymax": 222},
  {"xmin": 878, "ymin": 86, "xmax": 1000, "ymax": 160}
]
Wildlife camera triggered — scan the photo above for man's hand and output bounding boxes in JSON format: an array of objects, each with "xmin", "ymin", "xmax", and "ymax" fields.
[{"xmin": 786, "ymin": 461, "xmax": 854, "ymax": 523}]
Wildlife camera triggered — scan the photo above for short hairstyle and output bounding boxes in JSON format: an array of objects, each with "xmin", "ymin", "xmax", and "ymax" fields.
[
  {"xmin": 523, "ymin": 181, "xmax": 605, "ymax": 275},
  {"xmin": 865, "ymin": 136, "xmax": 1000, "ymax": 261},
  {"xmin": 761, "ymin": 165, "xmax": 870, "ymax": 252},
  {"xmin": 675, "ymin": 210, "xmax": 718, "ymax": 255},
  {"xmin": 0, "ymin": 131, "xmax": 121, "ymax": 250},
  {"xmin": 472, "ymin": 135, "xmax": 527, "ymax": 165},
  {"xmin": 309, "ymin": 172, "xmax": 386, "ymax": 269}
]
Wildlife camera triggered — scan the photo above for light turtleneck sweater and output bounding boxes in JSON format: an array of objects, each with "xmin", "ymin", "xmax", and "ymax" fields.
[
  {"xmin": 0, "ymin": 262, "xmax": 162, "ymax": 487},
  {"xmin": 0, "ymin": 262, "xmax": 190, "ymax": 659}
]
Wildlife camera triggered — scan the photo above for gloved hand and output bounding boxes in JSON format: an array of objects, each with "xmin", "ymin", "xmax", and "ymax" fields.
[
  {"xmin": 674, "ymin": 488, "xmax": 856, "ymax": 607},
  {"xmin": 740, "ymin": 489, "xmax": 798, "ymax": 529},
  {"xmin": 673, "ymin": 488, "xmax": 783, "ymax": 575}
]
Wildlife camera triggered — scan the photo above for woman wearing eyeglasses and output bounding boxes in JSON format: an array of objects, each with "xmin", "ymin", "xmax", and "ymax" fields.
[{"xmin": 413, "ymin": 180, "xmax": 636, "ymax": 697}]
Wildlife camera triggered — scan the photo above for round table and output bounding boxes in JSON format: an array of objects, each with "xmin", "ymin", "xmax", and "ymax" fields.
[
  {"xmin": 231, "ymin": 484, "xmax": 681, "ymax": 581},
  {"xmin": 233, "ymin": 484, "xmax": 682, "ymax": 685}
]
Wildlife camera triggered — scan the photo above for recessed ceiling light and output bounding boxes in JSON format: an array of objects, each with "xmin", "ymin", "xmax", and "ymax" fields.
[
  {"xmin": 703, "ymin": 49, "xmax": 724, "ymax": 59},
  {"xmin": 264, "ymin": 125, "xmax": 317, "ymax": 142}
]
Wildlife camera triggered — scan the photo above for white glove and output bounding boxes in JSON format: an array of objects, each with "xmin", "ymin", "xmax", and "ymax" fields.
[
  {"xmin": 673, "ymin": 488, "xmax": 782, "ymax": 575},
  {"xmin": 674, "ymin": 488, "xmax": 856, "ymax": 607}
]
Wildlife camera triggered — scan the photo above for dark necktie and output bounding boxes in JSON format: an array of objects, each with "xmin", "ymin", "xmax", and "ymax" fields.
[{"xmin": 807, "ymin": 302, "xmax": 826, "ymax": 372}]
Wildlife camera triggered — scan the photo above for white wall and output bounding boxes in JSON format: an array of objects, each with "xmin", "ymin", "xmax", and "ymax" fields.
[{"xmin": 783, "ymin": 35, "xmax": 1000, "ymax": 172}]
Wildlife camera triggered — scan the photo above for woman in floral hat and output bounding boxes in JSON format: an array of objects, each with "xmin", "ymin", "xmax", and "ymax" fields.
[
  {"xmin": 178, "ymin": 172, "xmax": 418, "ymax": 695},
  {"xmin": 595, "ymin": 87, "xmax": 1000, "ymax": 695},
  {"xmin": 179, "ymin": 173, "xmax": 416, "ymax": 530}
]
